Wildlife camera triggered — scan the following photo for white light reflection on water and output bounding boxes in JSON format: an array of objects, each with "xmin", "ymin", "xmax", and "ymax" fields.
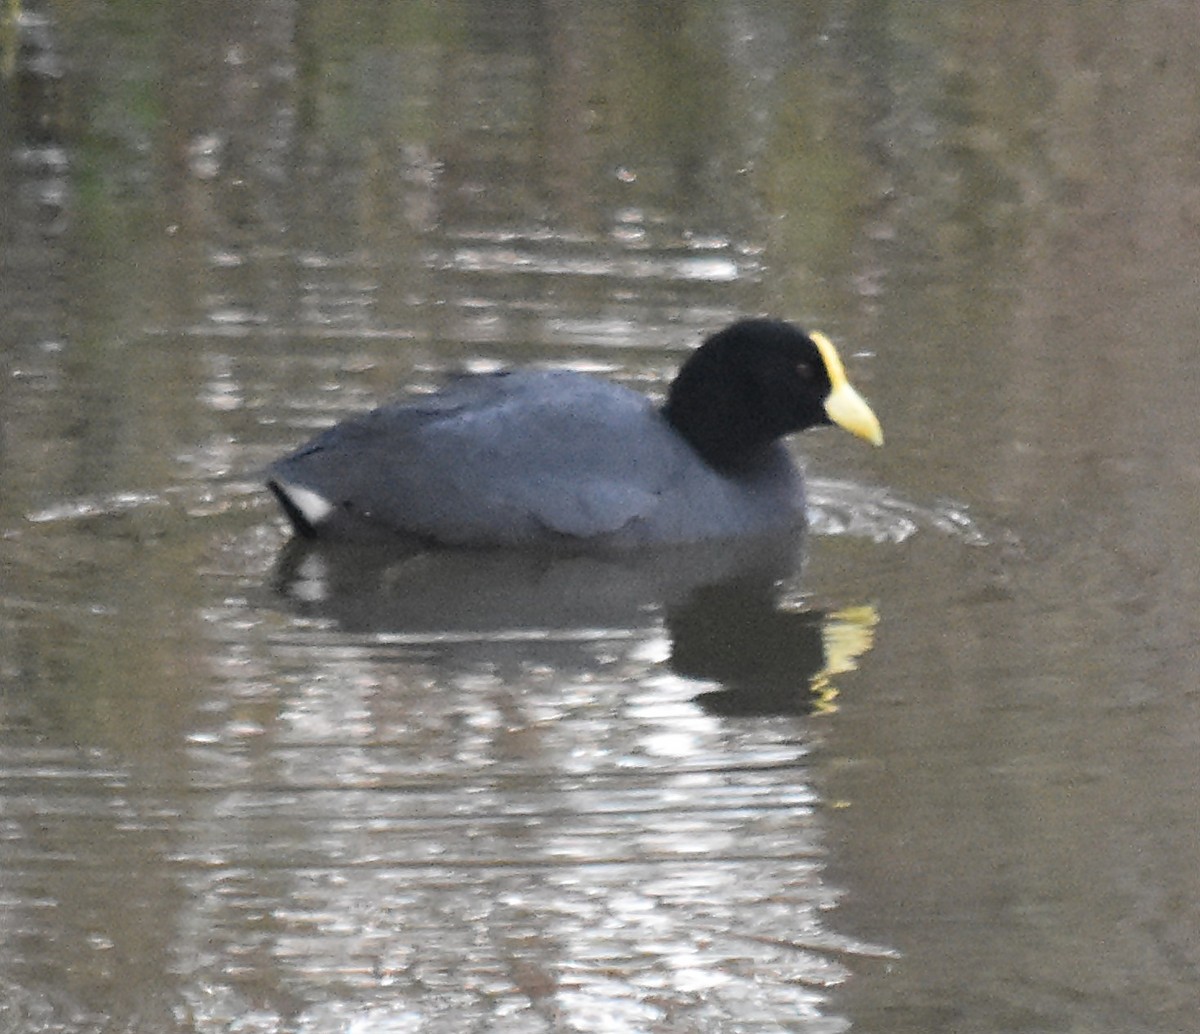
[{"xmin": 162, "ymin": 563, "xmax": 896, "ymax": 1032}]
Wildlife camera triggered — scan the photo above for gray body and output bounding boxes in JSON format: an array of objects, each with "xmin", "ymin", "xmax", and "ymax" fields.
[{"xmin": 267, "ymin": 369, "xmax": 805, "ymax": 547}]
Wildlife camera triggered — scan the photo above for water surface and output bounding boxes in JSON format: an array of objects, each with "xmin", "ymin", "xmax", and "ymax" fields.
[{"xmin": 3, "ymin": 2, "xmax": 1200, "ymax": 1032}]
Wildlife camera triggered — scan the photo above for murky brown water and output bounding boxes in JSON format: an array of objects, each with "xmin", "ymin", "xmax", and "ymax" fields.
[{"xmin": 3, "ymin": 2, "xmax": 1200, "ymax": 1032}]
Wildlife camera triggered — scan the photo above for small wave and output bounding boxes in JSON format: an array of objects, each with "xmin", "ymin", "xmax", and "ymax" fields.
[
  {"xmin": 24, "ymin": 491, "xmax": 169, "ymax": 524},
  {"xmin": 806, "ymin": 477, "xmax": 995, "ymax": 546},
  {"xmin": 24, "ymin": 483, "xmax": 264, "ymax": 526}
]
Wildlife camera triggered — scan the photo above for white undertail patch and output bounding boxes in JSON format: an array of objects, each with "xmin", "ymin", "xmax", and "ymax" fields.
[{"xmin": 276, "ymin": 481, "xmax": 335, "ymax": 525}]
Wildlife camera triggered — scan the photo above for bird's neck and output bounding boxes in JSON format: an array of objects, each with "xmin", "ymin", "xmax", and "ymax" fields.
[{"xmin": 661, "ymin": 396, "xmax": 776, "ymax": 473}]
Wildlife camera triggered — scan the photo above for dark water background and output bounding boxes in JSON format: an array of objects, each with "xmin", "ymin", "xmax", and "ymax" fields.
[{"xmin": 3, "ymin": 2, "xmax": 1200, "ymax": 1032}]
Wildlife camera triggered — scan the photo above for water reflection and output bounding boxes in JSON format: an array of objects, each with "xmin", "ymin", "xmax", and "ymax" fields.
[
  {"xmin": 269, "ymin": 533, "xmax": 876, "ymax": 718},
  {"xmin": 153, "ymin": 531, "xmax": 891, "ymax": 1032},
  {"xmin": 13, "ymin": 0, "xmax": 1200, "ymax": 1029}
]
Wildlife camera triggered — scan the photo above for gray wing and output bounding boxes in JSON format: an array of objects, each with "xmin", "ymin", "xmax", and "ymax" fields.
[{"xmin": 267, "ymin": 370, "xmax": 683, "ymax": 544}]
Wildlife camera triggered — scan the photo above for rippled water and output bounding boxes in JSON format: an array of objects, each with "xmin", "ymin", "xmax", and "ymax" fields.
[{"xmin": 5, "ymin": 2, "xmax": 1200, "ymax": 1033}]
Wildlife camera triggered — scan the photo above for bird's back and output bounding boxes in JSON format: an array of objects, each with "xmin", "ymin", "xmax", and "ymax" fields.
[{"xmin": 267, "ymin": 368, "xmax": 804, "ymax": 546}]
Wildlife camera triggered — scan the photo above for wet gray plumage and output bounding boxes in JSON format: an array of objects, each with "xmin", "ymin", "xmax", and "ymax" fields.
[{"xmin": 266, "ymin": 319, "xmax": 882, "ymax": 548}]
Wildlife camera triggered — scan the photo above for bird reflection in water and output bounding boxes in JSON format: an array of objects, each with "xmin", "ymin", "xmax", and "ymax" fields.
[{"xmin": 270, "ymin": 532, "xmax": 877, "ymax": 717}]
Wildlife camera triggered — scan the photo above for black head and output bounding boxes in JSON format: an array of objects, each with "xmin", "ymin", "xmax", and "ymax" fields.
[{"xmin": 663, "ymin": 318, "xmax": 882, "ymax": 471}]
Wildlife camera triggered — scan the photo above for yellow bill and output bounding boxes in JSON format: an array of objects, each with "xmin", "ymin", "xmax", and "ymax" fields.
[{"xmin": 811, "ymin": 331, "xmax": 884, "ymax": 446}]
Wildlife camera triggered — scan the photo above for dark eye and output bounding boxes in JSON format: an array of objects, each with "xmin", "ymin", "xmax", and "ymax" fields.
[{"xmin": 795, "ymin": 362, "xmax": 814, "ymax": 381}]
